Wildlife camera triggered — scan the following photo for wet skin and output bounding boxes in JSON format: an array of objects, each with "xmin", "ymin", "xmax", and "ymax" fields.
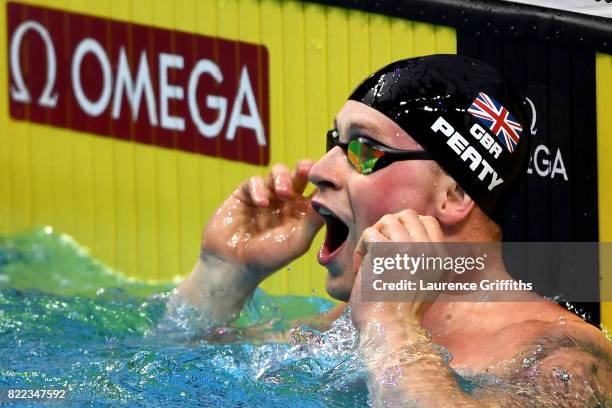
[{"xmin": 174, "ymin": 100, "xmax": 611, "ymax": 405}]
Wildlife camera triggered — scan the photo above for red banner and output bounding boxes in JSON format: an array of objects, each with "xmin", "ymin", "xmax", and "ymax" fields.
[{"xmin": 7, "ymin": 2, "xmax": 270, "ymax": 165}]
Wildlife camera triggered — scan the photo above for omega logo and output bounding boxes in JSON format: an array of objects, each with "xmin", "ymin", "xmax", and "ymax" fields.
[
  {"xmin": 7, "ymin": 3, "xmax": 271, "ymax": 165},
  {"xmin": 10, "ymin": 21, "xmax": 58, "ymax": 107}
]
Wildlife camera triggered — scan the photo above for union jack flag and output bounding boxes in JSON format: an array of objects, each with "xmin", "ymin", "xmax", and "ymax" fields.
[{"xmin": 467, "ymin": 92, "xmax": 523, "ymax": 153}]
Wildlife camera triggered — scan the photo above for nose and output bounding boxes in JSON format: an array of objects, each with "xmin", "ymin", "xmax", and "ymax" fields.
[{"xmin": 309, "ymin": 147, "xmax": 349, "ymax": 190}]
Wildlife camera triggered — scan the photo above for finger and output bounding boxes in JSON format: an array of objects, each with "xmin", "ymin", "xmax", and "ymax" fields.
[
  {"xmin": 241, "ymin": 175, "xmax": 269, "ymax": 207},
  {"xmin": 354, "ymin": 227, "xmax": 388, "ymax": 277},
  {"xmin": 418, "ymin": 216, "xmax": 450, "ymax": 263},
  {"xmin": 355, "ymin": 227, "xmax": 388, "ymax": 259},
  {"xmin": 419, "ymin": 216, "xmax": 444, "ymax": 242},
  {"xmin": 396, "ymin": 209, "xmax": 429, "ymax": 241},
  {"xmin": 267, "ymin": 163, "xmax": 293, "ymax": 201},
  {"xmin": 291, "ymin": 159, "xmax": 314, "ymax": 195},
  {"xmin": 377, "ymin": 214, "xmax": 413, "ymax": 241}
]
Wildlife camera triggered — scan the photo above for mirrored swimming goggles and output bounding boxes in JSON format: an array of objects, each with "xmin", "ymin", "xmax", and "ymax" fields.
[{"xmin": 326, "ymin": 129, "xmax": 433, "ymax": 174}]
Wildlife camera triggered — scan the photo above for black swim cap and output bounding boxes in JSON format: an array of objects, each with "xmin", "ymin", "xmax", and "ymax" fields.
[{"xmin": 349, "ymin": 54, "xmax": 530, "ymax": 217}]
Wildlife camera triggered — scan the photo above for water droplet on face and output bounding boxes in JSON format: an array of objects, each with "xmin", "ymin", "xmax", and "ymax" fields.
[
  {"xmin": 558, "ymin": 315, "xmax": 567, "ymax": 326},
  {"xmin": 522, "ymin": 356, "xmax": 536, "ymax": 368},
  {"xmin": 228, "ymin": 233, "xmax": 240, "ymax": 248},
  {"xmin": 553, "ymin": 367, "xmax": 571, "ymax": 383}
]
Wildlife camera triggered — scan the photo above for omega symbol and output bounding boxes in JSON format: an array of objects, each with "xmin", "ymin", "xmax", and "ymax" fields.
[{"xmin": 10, "ymin": 20, "xmax": 59, "ymax": 107}]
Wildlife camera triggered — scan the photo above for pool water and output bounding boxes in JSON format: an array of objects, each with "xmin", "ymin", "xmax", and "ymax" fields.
[
  {"xmin": 0, "ymin": 228, "xmax": 368, "ymax": 407},
  {"xmin": 2, "ymin": 229, "xmax": 609, "ymax": 407}
]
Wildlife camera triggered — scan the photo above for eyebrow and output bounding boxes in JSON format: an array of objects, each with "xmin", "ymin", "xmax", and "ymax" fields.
[{"xmin": 333, "ymin": 119, "xmax": 381, "ymax": 140}]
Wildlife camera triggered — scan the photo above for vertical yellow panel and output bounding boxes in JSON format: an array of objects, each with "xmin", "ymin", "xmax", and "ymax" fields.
[
  {"xmin": 347, "ymin": 9, "xmax": 370, "ymax": 89},
  {"xmin": 131, "ymin": 1, "xmax": 159, "ymax": 280},
  {"xmin": 369, "ymin": 14, "xmax": 391, "ymax": 71},
  {"xmin": 91, "ymin": 135, "xmax": 117, "ymax": 267},
  {"xmin": 434, "ymin": 25, "xmax": 457, "ymax": 54},
  {"xmin": 413, "ymin": 21, "xmax": 437, "ymax": 56},
  {"xmin": 50, "ymin": 134, "xmax": 74, "ymax": 237},
  {"xmin": 390, "ymin": 18, "xmax": 415, "ymax": 61},
  {"xmin": 9, "ymin": 124, "xmax": 32, "ymax": 233},
  {"xmin": 135, "ymin": 146, "xmax": 160, "ymax": 280},
  {"xmin": 114, "ymin": 140, "xmax": 138, "ymax": 276},
  {"xmin": 70, "ymin": 133, "xmax": 95, "ymax": 245},
  {"xmin": 29, "ymin": 132, "xmax": 54, "ymax": 229},
  {"xmin": 156, "ymin": 149, "xmax": 180, "ymax": 281},
  {"xmin": 596, "ymin": 53, "xmax": 612, "ymax": 331},
  {"xmin": 326, "ymin": 6, "xmax": 349, "ymax": 118}
]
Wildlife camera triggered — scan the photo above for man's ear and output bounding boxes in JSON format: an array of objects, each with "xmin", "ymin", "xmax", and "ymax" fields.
[{"xmin": 434, "ymin": 180, "xmax": 475, "ymax": 226}]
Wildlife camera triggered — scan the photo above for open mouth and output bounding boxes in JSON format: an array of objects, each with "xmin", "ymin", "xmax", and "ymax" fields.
[{"xmin": 313, "ymin": 203, "xmax": 350, "ymax": 265}]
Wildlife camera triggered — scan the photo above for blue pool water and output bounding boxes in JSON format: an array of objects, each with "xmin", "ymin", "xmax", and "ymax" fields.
[
  {"xmin": 3, "ymin": 229, "xmax": 609, "ymax": 407},
  {"xmin": 0, "ymin": 229, "xmax": 368, "ymax": 407}
]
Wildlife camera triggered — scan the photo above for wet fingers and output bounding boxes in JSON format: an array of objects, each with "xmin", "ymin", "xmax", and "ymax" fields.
[{"xmin": 242, "ymin": 175, "xmax": 269, "ymax": 207}]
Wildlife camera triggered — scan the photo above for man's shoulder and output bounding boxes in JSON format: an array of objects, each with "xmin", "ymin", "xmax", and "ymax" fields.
[
  {"xmin": 489, "ymin": 302, "xmax": 610, "ymax": 365},
  {"xmin": 485, "ymin": 308, "xmax": 612, "ymax": 405}
]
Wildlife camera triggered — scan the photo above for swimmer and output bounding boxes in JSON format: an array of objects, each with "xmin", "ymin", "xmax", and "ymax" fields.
[{"xmin": 171, "ymin": 55, "xmax": 611, "ymax": 406}]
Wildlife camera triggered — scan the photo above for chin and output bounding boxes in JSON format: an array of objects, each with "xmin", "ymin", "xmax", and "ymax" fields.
[{"xmin": 325, "ymin": 273, "xmax": 353, "ymax": 302}]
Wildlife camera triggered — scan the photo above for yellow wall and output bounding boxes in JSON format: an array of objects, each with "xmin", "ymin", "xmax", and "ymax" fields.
[
  {"xmin": 0, "ymin": 0, "xmax": 456, "ymax": 298},
  {"xmin": 597, "ymin": 53, "xmax": 612, "ymax": 331}
]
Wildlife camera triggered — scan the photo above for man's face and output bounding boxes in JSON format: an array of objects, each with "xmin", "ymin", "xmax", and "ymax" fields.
[{"xmin": 309, "ymin": 101, "xmax": 442, "ymax": 301}]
